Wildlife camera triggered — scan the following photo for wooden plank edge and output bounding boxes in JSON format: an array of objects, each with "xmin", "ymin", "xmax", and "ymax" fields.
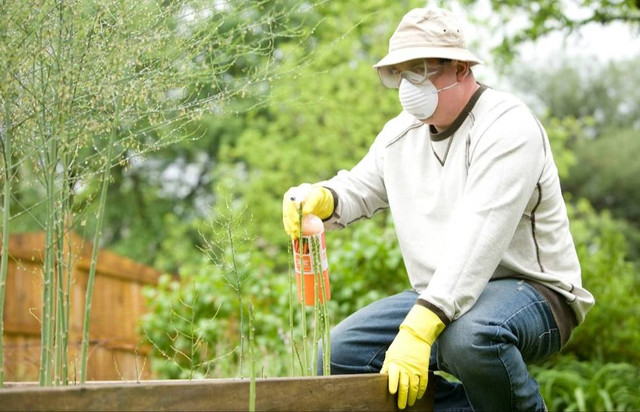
[{"xmin": 0, "ymin": 373, "xmax": 434, "ymax": 412}]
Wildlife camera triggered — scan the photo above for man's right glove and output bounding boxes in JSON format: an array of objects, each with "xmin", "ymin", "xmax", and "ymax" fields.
[
  {"xmin": 381, "ymin": 304, "xmax": 445, "ymax": 409},
  {"xmin": 282, "ymin": 183, "xmax": 334, "ymax": 239}
]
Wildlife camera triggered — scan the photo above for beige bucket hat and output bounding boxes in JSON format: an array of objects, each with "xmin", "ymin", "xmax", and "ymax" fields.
[{"xmin": 373, "ymin": 7, "xmax": 483, "ymax": 68}]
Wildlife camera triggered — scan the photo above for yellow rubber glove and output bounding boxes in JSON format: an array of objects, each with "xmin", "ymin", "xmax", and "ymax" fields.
[
  {"xmin": 282, "ymin": 184, "xmax": 334, "ymax": 239},
  {"xmin": 381, "ymin": 305, "xmax": 446, "ymax": 409}
]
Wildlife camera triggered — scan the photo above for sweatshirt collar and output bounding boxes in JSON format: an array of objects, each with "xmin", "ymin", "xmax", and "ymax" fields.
[{"xmin": 429, "ymin": 84, "xmax": 487, "ymax": 141}]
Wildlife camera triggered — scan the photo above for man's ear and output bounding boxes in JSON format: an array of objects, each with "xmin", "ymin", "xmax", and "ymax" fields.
[{"xmin": 456, "ymin": 61, "xmax": 470, "ymax": 80}]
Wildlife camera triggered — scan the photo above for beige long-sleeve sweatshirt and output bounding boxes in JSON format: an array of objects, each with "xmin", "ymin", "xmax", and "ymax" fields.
[{"xmin": 321, "ymin": 85, "xmax": 594, "ymax": 324}]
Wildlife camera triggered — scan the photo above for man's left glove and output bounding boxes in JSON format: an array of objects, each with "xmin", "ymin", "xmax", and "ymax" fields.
[
  {"xmin": 381, "ymin": 304, "xmax": 445, "ymax": 409},
  {"xmin": 282, "ymin": 183, "xmax": 334, "ymax": 239}
]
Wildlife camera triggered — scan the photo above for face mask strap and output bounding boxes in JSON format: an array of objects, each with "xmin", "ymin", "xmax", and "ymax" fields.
[{"xmin": 436, "ymin": 81, "xmax": 458, "ymax": 93}]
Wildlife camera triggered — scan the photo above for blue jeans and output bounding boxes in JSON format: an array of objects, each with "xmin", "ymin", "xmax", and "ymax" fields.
[{"xmin": 317, "ymin": 279, "xmax": 561, "ymax": 411}]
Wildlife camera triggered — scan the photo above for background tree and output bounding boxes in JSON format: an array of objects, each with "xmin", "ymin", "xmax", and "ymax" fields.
[{"xmin": 456, "ymin": 0, "xmax": 640, "ymax": 64}]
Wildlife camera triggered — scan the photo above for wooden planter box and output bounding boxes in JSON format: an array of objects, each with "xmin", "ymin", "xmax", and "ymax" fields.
[{"xmin": 0, "ymin": 374, "xmax": 434, "ymax": 411}]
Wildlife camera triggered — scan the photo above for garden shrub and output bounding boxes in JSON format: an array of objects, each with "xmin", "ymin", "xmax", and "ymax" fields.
[
  {"xmin": 325, "ymin": 212, "xmax": 409, "ymax": 322},
  {"xmin": 531, "ymin": 355, "xmax": 640, "ymax": 411},
  {"xmin": 565, "ymin": 199, "xmax": 640, "ymax": 364}
]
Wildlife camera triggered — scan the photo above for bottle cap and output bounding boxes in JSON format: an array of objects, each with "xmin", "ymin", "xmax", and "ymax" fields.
[{"xmin": 301, "ymin": 214, "xmax": 324, "ymax": 236}]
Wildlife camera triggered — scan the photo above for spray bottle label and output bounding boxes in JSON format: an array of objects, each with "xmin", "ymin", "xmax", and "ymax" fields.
[{"xmin": 292, "ymin": 232, "xmax": 330, "ymax": 305}]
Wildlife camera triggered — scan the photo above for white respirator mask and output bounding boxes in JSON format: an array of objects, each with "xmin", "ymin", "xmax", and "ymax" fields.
[{"xmin": 398, "ymin": 78, "xmax": 459, "ymax": 120}]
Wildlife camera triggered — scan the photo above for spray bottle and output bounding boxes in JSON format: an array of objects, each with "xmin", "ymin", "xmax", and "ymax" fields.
[{"xmin": 292, "ymin": 214, "xmax": 331, "ymax": 306}]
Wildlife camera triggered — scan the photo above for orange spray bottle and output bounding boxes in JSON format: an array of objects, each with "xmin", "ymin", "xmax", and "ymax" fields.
[{"xmin": 292, "ymin": 214, "xmax": 331, "ymax": 306}]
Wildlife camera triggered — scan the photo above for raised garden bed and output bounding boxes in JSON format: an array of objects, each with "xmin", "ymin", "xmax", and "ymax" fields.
[{"xmin": 0, "ymin": 373, "xmax": 434, "ymax": 411}]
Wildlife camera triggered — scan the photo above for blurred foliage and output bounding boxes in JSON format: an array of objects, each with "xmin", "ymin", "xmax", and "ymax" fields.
[
  {"xmin": 510, "ymin": 57, "xmax": 640, "ymax": 135},
  {"xmin": 326, "ymin": 213, "xmax": 410, "ymax": 321},
  {"xmin": 142, "ymin": 263, "xmax": 234, "ymax": 379},
  {"xmin": 566, "ymin": 129, "xmax": 640, "ymax": 242},
  {"xmin": 531, "ymin": 355, "xmax": 640, "ymax": 411},
  {"xmin": 214, "ymin": 1, "xmax": 410, "ymax": 249},
  {"xmin": 564, "ymin": 199, "xmax": 640, "ymax": 363}
]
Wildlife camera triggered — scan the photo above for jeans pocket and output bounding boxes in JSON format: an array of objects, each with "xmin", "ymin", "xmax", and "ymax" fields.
[{"xmin": 527, "ymin": 315, "xmax": 562, "ymax": 363}]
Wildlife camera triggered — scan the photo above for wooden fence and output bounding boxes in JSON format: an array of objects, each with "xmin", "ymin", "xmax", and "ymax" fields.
[{"xmin": 2, "ymin": 232, "xmax": 161, "ymax": 381}]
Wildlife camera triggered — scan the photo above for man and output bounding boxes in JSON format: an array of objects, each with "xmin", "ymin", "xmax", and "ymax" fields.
[{"xmin": 282, "ymin": 7, "xmax": 594, "ymax": 411}]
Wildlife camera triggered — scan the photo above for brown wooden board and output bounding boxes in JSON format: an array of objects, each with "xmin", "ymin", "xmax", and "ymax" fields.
[
  {"xmin": 0, "ymin": 374, "xmax": 435, "ymax": 411},
  {"xmin": 2, "ymin": 232, "xmax": 160, "ymax": 381}
]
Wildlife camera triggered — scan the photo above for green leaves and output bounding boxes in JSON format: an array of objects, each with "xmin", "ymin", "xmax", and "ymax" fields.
[
  {"xmin": 567, "ymin": 128, "xmax": 640, "ymax": 228},
  {"xmin": 327, "ymin": 213, "xmax": 409, "ymax": 320},
  {"xmin": 531, "ymin": 356, "xmax": 640, "ymax": 411},
  {"xmin": 565, "ymin": 199, "xmax": 640, "ymax": 364}
]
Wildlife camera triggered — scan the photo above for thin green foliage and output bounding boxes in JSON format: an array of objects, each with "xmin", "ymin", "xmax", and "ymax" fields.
[
  {"xmin": 2, "ymin": 0, "xmax": 318, "ymax": 385},
  {"xmin": 80, "ymin": 119, "xmax": 116, "ymax": 384},
  {"xmin": 200, "ymin": 197, "xmax": 252, "ymax": 378},
  {"xmin": 144, "ymin": 193, "xmax": 284, "ymax": 379},
  {"xmin": 311, "ymin": 236, "xmax": 331, "ymax": 376},
  {"xmin": 248, "ymin": 302, "xmax": 256, "ymax": 412},
  {"xmin": 311, "ymin": 236, "xmax": 319, "ymax": 374},
  {"xmin": 287, "ymin": 241, "xmax": 296, "ymax": 376},
  {"xmin": 53, "ymin": 217, "xmax": 68, "ymax": 385},
  {"xmin": 2, "ymin": 0, "xmax": 204, "ymax": 386},
  {"xmin": 296, "ymin": 206, "xmax": 309, "ymax": 375},
  {"xmin": 0, "ymin": 100, "xmax": 12, "ymax": 387},
  {"xmin": 143, "ymin": 274, "xmax": 230, "ymax": 379},
  {"xmin": 311, "ymin": 236, "xmax": 331, "ymax": 375},
  {"xmin": 40, "ymin": 123, "xmax": 58, "ymax": 385}
]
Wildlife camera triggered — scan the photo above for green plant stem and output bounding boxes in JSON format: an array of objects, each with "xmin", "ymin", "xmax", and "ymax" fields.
[
  {"xmin": 297, "ymin": 207, "xmax": 308, "ymax": 375},
  {"xmin": 50, "ymin": 1, "xmax": 71, "ymax": 386},
  {"xmin": 60, "ymin": 202, "xmax": 72, "ymax": 385},
  {"xmin": 54, "ymin": 212, "xmax": 65, "ymax": 385},
  {"xmin": 287, "ymin": 241, "xmax": 295, "ymax": 376},
  {"xmin": 188, "ymin": 287, "xmax": 196, "ymax": 380},
  {"xmin": 319, "ymin": 257, "xmax": 331, "ymax": 376},
  {"xmin": 79, "ymin": 113, "xmax": 116, "ymax": 384},
  {"xmin": 226, "ymin": 223, "xmax": 245, "ymax": 378},
  {"xmin": 311, "ymin": 236, "xmax": 320, "ymax": 375},
  {"xmin": 0, "ymin": 101, "xmax": 12, "ymax": 387},
  {"xmin": 40, "ymin": 130, "xmax": 58, "ymax": 386},
  {"xmin": 53, "ymin": 172, "xmax": 71, "ymax": 385},
  {"xmin": 311, "ymin": 236, "xmax": 331, "ymax": 376},
  {"xmin": 248, "ymin": 302, "xmax": 256, "ymax": 412},
  {"xmin": 56, "ymin": 147, "xmax": 73, "ymax": 385}
]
